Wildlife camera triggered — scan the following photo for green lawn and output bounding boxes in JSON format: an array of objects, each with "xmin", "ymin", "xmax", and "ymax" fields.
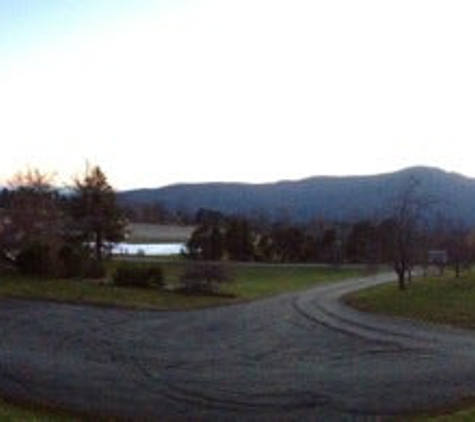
[
  {"xmin": 415, "ymin": 407, "xmax": 475, "ymax": 421},
  {"xmin": 0, "ymin": 398, "xmax": 74, "ymax": 421},
  {"xmin": 344, "ymin": 272, "xmax": 475, "ymax": 329},
  {"xmin": 0, "ymin": 262, "xmax": 363, "ymax": 310},
  {"xmin": 227, "ymin": 264, "xmax": 364, "ymax": 299}
]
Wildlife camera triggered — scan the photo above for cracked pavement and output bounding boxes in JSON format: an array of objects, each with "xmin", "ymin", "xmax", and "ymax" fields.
[{"xmin": 1, "ymin": 273, "xmax": 475, "ymax": 420}]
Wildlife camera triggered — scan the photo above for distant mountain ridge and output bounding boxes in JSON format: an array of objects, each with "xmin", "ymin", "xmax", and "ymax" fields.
[{"xmin": 119, "ymin": 167, "xmax": 475, "ymax": 224}]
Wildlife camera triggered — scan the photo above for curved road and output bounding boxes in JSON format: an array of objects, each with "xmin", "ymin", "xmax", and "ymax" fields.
[{"xmin": 1, "ymin": 273, "xmax": 475, "ymax": 420}]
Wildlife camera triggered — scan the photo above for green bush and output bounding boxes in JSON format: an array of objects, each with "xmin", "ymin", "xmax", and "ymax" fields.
[
  {"xmin": 112, "ymin": 264, "xmax": 164, "ymax": 288},
  {"xmin": 179, "ymin": 262, "xmax": 232, "ymax": 295}
]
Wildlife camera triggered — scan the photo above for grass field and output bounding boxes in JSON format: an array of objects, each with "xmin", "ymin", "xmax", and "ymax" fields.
[
  {"xmin": 344, "ymin": 271, "xmax": 475, "ymax": 329},
  {"xmin": 0, "ymin": 262, "xmax": 363, "ymax": 310},
  {"xmin": 126, "ymin": 223, "xmax": 194, "ymax": 243},
  {"xmin": 415, "ymin": 406, "xmax": 475, "ymax": 421},
  {"xmin": 0, "ymin": 398, "xmax": 72, "ymax": 421}
]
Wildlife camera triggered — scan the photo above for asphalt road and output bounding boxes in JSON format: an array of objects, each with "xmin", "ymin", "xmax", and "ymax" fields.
[{"xmin": 1, "ymin": 273, "xmax": 475, "ymax": 420}]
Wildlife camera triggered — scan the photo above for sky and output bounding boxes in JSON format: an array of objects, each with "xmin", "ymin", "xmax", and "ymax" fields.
[{"xmin": 1, "ymin": 1, "xmax": 475, "ymax": 190}]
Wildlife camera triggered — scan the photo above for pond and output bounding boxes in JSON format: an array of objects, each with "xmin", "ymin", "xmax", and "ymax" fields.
[{"xmin": 111, "ymin": 243, "xmax": 187, "ymax": 256}]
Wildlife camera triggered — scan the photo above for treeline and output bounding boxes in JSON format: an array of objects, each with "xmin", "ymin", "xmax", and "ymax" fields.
[
  {"xmin": 186, "ymin": 209, "xmax": 391, "ymax": 264},
  {"xmin": 185, "ymin": 209, "xmax": 475, "ymax": 272},
  {"xmin": 0, "ymin": 167, "xmax": 125, "ymax": 278},
  {"xmin": 122, "ymin": 201, "xmax": 194, "ymax": 225}
]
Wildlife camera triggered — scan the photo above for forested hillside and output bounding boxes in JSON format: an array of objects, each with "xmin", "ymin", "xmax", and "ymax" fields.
[{"xmin": 120, "ymin": 167, "xmax": 475, "ymax": 225}]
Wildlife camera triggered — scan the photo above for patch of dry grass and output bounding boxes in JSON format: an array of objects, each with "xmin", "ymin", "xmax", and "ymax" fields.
[{"xmin": 126, "ymin": 223, "xmax": 195, "ymax": 243}]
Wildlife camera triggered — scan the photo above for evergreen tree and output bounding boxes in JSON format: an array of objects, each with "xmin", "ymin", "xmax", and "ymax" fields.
[
  {"xmin": 70, "ymin": 166, "xmax": 126, "ymax": 261},
  {"xmin": 225, "ymin": 217, "xmax": 254, "ymax": 261}
]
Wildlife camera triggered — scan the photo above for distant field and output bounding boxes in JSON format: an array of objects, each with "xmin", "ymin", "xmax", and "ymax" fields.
[{"xmin": 126, "ymin": 223, "xmax": 195, "ymax": 243}]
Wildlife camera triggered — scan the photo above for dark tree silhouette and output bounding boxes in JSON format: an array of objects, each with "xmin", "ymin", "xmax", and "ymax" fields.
[
  {"xmin": 225, "ymin": 217, "xmax": 254, "ymax": 261},
  {"xmin": 433, "ymin": 218, "xmax": 474, "ymax": 278},
  {"xmin": 387, "ymin": 176, "xmax": 429, "ymax": 290},
  {"xmin": 70, "ymin": 165, "xmax": 126, "ymax": 262},
  {"xmin": 4, "ymin": 169, "xmax": 64, "ymax": 276}
]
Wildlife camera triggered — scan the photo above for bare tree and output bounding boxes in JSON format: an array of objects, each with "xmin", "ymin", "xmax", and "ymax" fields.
[
  {"xmin": 387, "ymin": 176, "xmax": 430, "ymax": 290},
  {"xmin": 439, "ymin": 219, "xmax": 473, "ymax": 278},
  {"xmin": 3, "ymin": 169, "xmax": 64, "ymax": 275},
  {"xmin": 7, "ymin": 169, "xmax": 61, "ymax": 243}
]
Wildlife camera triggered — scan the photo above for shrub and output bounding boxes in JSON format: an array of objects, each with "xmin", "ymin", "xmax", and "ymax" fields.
[
  {"xmin": 14, "ymin": 242, "xmax": 106, "ymax": 279},
  {"xmin": 82, "ymin": 259, "xmax": 106, "ymax": 279},
  {"xmin": 179, "ymin": 262, "xmax": 233, "ymax": 295},
  {"xmin": 58, "ymin": 245, "xmax": 106, "ymax": 279},
  {"xmin": 58, "ymin": 244, "xmax": 82, "ymax": 278},
  {"xmin": 15, "ymin": 242, "xmax": 52, "ymax": 277},
  {"xmin": 112, "ymin": 264, "xmax": 164, "ymax": 288}
]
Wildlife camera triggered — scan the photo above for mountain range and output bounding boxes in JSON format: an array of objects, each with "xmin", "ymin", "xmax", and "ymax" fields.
[{"xmin": 119, "ymin": 167, "xmax": 475, "ymax": 225}]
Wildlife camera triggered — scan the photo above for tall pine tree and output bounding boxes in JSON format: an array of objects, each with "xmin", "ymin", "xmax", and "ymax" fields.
[{"xmin": 71, "ymin": 165, "xmax": 126, "ymax": 261}]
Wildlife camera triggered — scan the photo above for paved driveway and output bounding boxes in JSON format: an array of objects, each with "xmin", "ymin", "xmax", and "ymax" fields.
[{"xmin": 1, "ymin": 273, "xmax": 475, "ymax": 420}]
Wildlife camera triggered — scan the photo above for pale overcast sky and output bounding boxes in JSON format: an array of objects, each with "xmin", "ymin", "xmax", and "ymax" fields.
[{"xmin": 1, "ymin": 0, "xmax": 475, "ymax": 189}]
